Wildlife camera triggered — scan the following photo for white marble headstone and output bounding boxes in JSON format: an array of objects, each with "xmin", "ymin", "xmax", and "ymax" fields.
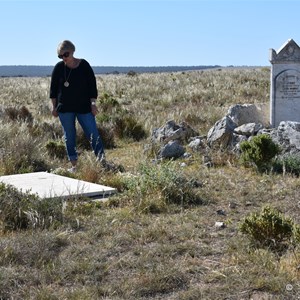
[{"xmin": 270, "ymin": 39, "xmax": 300, "ymax": 127}]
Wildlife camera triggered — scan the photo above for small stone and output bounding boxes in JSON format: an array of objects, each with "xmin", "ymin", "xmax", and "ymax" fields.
[
  {"xmin": 228, "ymin": 202, "xmax": 237, "ymax": 209},
  {"xmin": 216, "ymin": 209, "xmax": 226, "ymax": 215},
  {"xmin": 215, "ymin": 221, "xmax": 226, "ymax": 229}
]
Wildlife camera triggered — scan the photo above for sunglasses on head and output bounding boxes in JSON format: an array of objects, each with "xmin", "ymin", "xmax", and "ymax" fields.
[{"xmin": 58, "ymin": 52, "xmax": 70, "ymax": 59}]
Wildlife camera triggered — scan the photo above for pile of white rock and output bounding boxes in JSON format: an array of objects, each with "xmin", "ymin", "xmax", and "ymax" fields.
[{"xmin": 149, "ymin": 103, "xmax": 300, "ymax": 160}]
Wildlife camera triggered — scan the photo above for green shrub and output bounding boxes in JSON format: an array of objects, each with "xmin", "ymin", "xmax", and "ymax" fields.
[
  {"xmin": 0, "ymin": 183, "xmax": 65, "ymax": 231},
  {"xmin": 98, "ymin": 124, "xmax": 116, "ymax": 149},
  {"xmin": 0, "ymin": 183, "xmax": 33, "ymax": 230},
  {"xmin": 29, "ymin": 120, "xmax": 63, "ymax": 139},
  {"xmin": 0, "ymin": 124, "xmax": 48, "ymax": 174},
  {"xmin": 292, "ymin": 224, "xmax": 300, "ymax": 245},
  {"xmin": 272, "ymin": 154, "xmax": 300, "ymax": 176},
  {"xmin": 4, "ymin": 105, "xmax": 33, "ymax": 124},
  {"xmin": 98, "ymin": 92, "xmax": 120, "ymax": 113},
  {"xmin": 76, "ymin": 124, "xmax": 116, "ymax": 150},
  {"xmin": 97, "ymin": 91, "xmax": 147, "ymax": 142},
  {"xmin": 45, "ymin": 139, "xmax": 66, "ymax": 159},
  {"xmin": 114, "ymin": 114, "xmax": 147, "ymax": 141},
  {"xmin": 127, "ymin": 70, "xmax": 137, "ymax": 76},
  {"xmin": 123, "ymin": 162, "xmax": 204, "ymax": 213},
  {"xmin": 239, "ymin": 205, "xmax": 299, "ymax": 252},
  {"xmin": 240, "ymin": 134, "xmax": 280, "ymax": 172}
]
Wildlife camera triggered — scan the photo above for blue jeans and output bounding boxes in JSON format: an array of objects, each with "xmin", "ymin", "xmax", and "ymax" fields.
[{"xmin": 58, "ymin": 112, "xmax": 104, "ymax": 162}]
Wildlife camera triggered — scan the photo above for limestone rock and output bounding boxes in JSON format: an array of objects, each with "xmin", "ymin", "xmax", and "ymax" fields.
[
  {"xmin": 207, "ymin": 116, "xmax": 237, "ymax": 148},
  {"xmin": 234, "ymin": 122, "xmax": 263, "ymax": 136},
  {"xmin": 151, "ymin": 120, "xmax": 198, "ymax": 145},
  {"xmin": 227, "ymin": 103, "xmax": 270, "ymax": 127},
  {"xmin": 159, "ymin": 140, "xmax": 185, "ymax": 159},
  {"xmin": 188, "ymin": 137, "xmax": 204, "ymax": 151},
  {"xmin": 269, "ymin": 121, "xmax": 300, "ymax": 153}
]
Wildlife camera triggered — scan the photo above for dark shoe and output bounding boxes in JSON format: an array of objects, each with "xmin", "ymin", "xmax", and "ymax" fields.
[
  {"xmin": 97, "ymin": 153, "xmax": 125, "ymax": 173},
  {"xmin": 102, "ymin": 159, "xmax": 125, "ymax": 173}
]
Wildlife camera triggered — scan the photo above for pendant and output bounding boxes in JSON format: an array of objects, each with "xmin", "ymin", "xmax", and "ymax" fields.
[{"xmin": 64, "ymin": 81, "xmax": 69, "ymax": 87}]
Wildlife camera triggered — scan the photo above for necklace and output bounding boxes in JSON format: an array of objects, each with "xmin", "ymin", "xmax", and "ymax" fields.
[{"xmin": 64, "ymin": 66, "xmax": 73, "ymax": 87}]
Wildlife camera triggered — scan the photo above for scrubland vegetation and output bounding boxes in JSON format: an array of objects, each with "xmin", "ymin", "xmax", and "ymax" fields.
[{"xmin": 1, "ymin": 67, "xmax": 300, "ymax": 299}]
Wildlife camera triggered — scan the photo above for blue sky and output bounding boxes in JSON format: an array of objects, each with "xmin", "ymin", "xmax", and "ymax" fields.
[{"xmin": 1, "ymin": 0, "xmax": 300, "ymax": 67}]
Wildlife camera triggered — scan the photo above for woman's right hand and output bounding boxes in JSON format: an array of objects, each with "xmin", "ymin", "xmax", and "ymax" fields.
[
  {"xmin": 51, "ymin": 99, "xmax": 58, "ymax": 117},
  {"xmin": 52, "ymin": 108, "xmax": 58, "ymax": 117}
]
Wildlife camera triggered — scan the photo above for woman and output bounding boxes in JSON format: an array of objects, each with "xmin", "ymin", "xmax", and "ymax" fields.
[{"xmin": 50, "ymin": 40, "xmax": 105, "ymax": 173}]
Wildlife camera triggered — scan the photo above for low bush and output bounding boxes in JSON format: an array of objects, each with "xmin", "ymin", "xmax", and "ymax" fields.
[
  {"xmin": 45, "ymin": 139, "xmax": 66, "ymax": 159},
  {"xmin": 98, "ymin": 91, "xmax": 121, "ymax": 112},
  {"xmin": 114, "ymin": 114, "xmax": 147, "ymax": 141},
  {"xmin": 96, "ymin": 91, "xmax": 147, "ymax": 142},
  {"xmin": 272, "ymin": 154, "xmax": 300, "ymax": 176},
  {"xmin": 98, "ymin": 124, "xmax": 116, "ymax": 149},
  {"xmin": 4, "ymin": 105, "xmax": 33, "ymax": 123},
  {"xmin": 122, "ymin": 162, "xmax": 204, "ymax": 213},
  {"xmin": 239, "ymin": 205, "xmax": 300, "ymax": 252},
  {"xmin": 29, "ymin": 120, "xmax": 63, "ymax": 139},
  {"xmin": 240, "ymin": 134, "xmax": 280, "ymax": 172},
  {"xmin": 0, "ymin": 183, "xmax": 66, "ymax": 231},
  {"xmin": 76, "ymin": 124, "xmax": 116, "ymax": 150},
  {"xmin": 0, "ymin": 124, "xmax": 48, "ymax": 174}
]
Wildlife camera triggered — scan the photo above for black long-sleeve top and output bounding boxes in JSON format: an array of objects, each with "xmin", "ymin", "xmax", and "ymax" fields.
[{"xmin": 50, "ymin": 59, "xmax": 98, "ymax": 113}]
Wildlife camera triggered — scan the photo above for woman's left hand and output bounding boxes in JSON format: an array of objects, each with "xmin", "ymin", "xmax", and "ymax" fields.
[{"xmin": 91, "ymin": 103, "xmax": 99, "ymax": 116}]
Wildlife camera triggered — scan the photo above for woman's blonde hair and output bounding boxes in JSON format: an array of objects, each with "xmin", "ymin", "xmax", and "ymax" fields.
[{"xmin": 57, "ymin": 40, "xmax": 75, "ymax": 54}]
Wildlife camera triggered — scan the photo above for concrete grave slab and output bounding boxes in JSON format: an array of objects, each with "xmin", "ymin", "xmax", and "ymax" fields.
[{"xmin": 0, "ymin": 172, "xmax": 116, "ymax": 199}]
